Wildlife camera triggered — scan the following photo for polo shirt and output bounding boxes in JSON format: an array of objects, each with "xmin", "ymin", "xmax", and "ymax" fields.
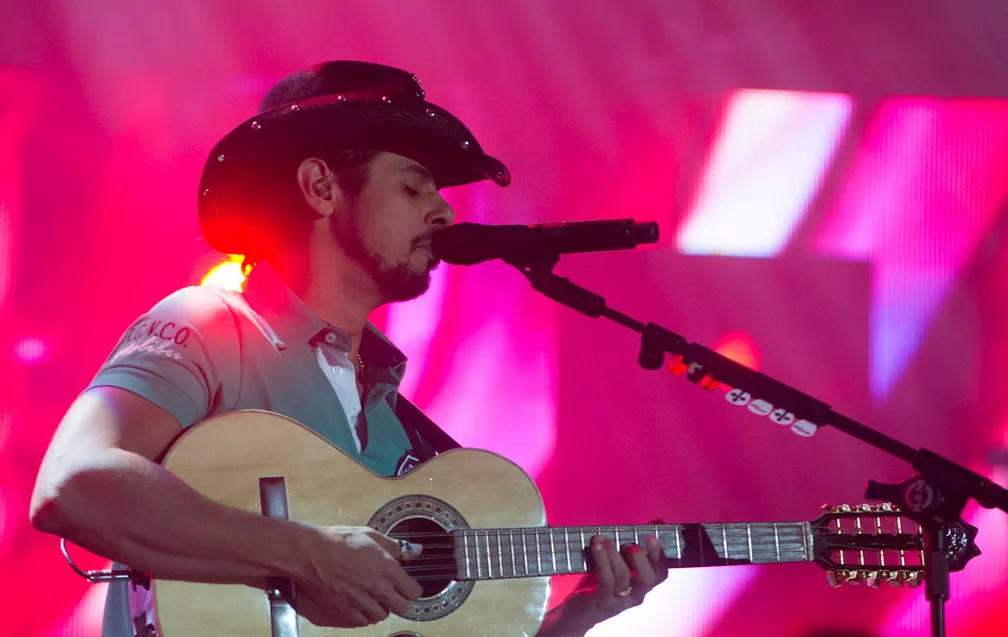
[{"xmin": 91, "ymin": 262, "xmax": 433, "ymax": 637}]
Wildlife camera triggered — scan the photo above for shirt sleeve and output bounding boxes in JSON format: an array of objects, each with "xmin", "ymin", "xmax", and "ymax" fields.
[{"xmin": 87, "ymin": 286, "xmax": 241, "ymax": 429}]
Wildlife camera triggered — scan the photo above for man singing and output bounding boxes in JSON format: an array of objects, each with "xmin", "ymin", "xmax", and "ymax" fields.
[{"xmin": 30, "ymin": 61, "xmax": 667, "ymax": 636}]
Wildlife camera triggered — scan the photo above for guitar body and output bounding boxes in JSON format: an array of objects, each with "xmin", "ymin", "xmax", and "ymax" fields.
[{"xmin": 153, "ymin": 410, "xmax": 551, "ymax": 637}]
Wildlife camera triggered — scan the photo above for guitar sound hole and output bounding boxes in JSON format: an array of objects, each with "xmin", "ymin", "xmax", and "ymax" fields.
[{"xmin": 389, "ymin": 517, "xmax": 455, "ymax": 598}]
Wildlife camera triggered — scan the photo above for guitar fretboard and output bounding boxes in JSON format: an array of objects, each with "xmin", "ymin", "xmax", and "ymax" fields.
[{"xmin": 451, "ymin": 523, "xmax": 812, "ymax": 580}]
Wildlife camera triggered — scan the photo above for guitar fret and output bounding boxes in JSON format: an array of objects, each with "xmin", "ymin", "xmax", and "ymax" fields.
[
  {"xmin": 580, "ymin": 528, "xmax": 588, "ymax": 568},
  {"xmin": 550, "ymin": 531, "xmax": 557, "ymax": 574},
  {"xmin": 485, "ymin": 531, "xmax": 493, "ymax": 579},
  {"xmin": 698, "ymin": 526, "xmax": 704, "ymax": 566},
  {"xmin": 563, "ymin": 529, "xmax": 570, "ymax": 573},
  {"xmin": 674, "ymin": 526, "xmax": 682, "ymax": 559},
  {"xmin": 463, "ymin": 532, "xmax": 471, "ymax": 578},
  {"xmin": 746, "ymin": 525, "xmax": 753, "ymax": 563},
  {"xmin": 522, "ymin": 531, "xmax": 530, "ymax": 575},
  {"xmin": 536, "ymin": 530, "xmax": 542, "ymax": 575},
  {"xmin": 475, "ymin": 532, "xmax": 482, "ymax": 579},
  {"xmin": 497, "ymin": 529, "xmax": 504, "ymax": 577},
  {"xmin": 580, "ymin": 528, "xmax": 587, "ymax": 572},
  {"xmin": 633, "ymin": 527, "xmax": 640, "ymax": 547},
  {"xmin": 721, "ymin": 525, "xmax": 729, "ymax": 560},
  {"xmin": 510, "ymin": 530, "xmax": 516, "ymax": 577},
  {"xmin": 773, "ymin": 522, "xmax": 781, "ymax": 562},
  {"xmin": 615, "ymin": 527, "xmax": 620, "ymax": 548}
]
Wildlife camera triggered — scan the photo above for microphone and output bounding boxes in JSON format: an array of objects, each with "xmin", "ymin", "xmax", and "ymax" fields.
[{"xmin": 431, "ymin": 219, "xmax": 660, "ymax": 266}]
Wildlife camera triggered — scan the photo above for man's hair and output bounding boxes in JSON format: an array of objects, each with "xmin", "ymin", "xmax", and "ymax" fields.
[{"xmin": 240, "ymin": 147, "xmax": 380, "ymax": 261}]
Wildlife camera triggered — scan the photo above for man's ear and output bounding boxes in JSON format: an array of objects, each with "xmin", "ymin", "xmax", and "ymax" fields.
[{"xmin": 296, "ymin": 158, "xmax": 338, "ymax": 218}]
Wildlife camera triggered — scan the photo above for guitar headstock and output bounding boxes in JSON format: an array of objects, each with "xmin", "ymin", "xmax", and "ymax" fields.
[{"xmin": 810, "ymin": 503, "xmax": 980, "ymax": 587}]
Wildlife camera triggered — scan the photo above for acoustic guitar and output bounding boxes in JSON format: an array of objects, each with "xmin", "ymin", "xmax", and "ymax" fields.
[{"xmin": 152, "ymin": 410, "xmax": 979, "ymax": 637}]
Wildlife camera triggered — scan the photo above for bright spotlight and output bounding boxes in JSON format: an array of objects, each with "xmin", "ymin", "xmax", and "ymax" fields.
[{"xmin": 201, "ymin": 256, "xmax": 247, "ymax": 292}]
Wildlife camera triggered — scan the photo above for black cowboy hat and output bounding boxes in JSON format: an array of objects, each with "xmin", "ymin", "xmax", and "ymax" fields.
[{"xmin": 198, "ymin": 60, "xmax": 510, "ymax": 255}]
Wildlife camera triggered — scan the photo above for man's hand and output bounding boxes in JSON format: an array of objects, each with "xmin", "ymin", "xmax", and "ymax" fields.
[
  {"xmin": 291, "ymin": 525, "xmax": 423, "ymax": 628},
  {"xmin": 539, "ymin": 532, "xmax": 669, "ymax": 637}
]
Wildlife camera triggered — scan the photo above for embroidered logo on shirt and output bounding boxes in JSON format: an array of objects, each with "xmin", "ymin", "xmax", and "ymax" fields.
[
  {"xmin": 109, "ymin": 320, "xmax": 193, "ymax": 363},
  {"xmin": 394, "ymin": 452, "xmax": 421, "ymax": 477},
  {"xmin": 110, "ymin": 335, "xmax": 184, "ymax": 363}
]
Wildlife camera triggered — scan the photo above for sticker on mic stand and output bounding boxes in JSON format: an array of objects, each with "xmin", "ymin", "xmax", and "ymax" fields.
[
  {"xmin": 726, "ymin": 388, "xmax": 752, "ymax": 406},
  {"xmin": 747, "ymin": 399, "xmax": 773, "ymax": 416},
  {"xmin": 791, "ymin": 419, "xmax": 818, "ymax": 437},
  {"xmin": 770, "ymin": 409, "xmax": 796, "ymax": 426}
]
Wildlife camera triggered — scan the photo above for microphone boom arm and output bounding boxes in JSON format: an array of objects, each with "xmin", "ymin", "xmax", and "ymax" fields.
[{"xmin": 502, "ymin": 246, "xmax": 1007, "ymax": 637}]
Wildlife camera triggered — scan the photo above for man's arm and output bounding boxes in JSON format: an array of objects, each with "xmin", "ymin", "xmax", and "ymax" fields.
[
  {"xmin": 30, "ymin": 386, "xmax": 421, "ymax": 627},
  {"xmin": 30, "ymin": 386, "xmax": 310, "ymax": 581}
]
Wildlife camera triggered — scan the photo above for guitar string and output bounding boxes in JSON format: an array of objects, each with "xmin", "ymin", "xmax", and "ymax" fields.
[
  {"xmin": 380, "ymin": 523, "xmax": 821, "ymax": 541},
  {"xmin": 379, "ymin": 521, "xmax": 915, "ymax": 541},
  {"xmin": 386, "ymin": 540, "xmax": 893, "ymax": 571},
  {"xmin": 395, "ymin": 547, "xmax": 908, "ymax": 582},
  {"xmin": 390, "ymin": 547, "xmax": 909, "ymax": 575}
]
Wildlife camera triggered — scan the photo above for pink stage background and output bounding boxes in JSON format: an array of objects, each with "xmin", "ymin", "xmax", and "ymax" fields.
[{"xmin": 2, "ymin": 1, "xmax": 1008, "ymax": 635}]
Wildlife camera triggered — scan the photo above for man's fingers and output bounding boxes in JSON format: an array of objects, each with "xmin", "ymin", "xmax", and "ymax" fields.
[
  {"xmin": 645, "ymin": 536, "xmax": 669, "ymax": 584},
  {"xmin": 389, "ymin": 563, "xmax": 423, "ymax": 601},
  {"xmin": 592, "ymin": 536, "xmax": 616, "ymax": 596},
  {"xmin": 345, "ymin": 589, "xmax": 389, "ymax": 624},
  {"xmin": 370, "ymin": 581, "xmax": 414, "ymax": 616},
  {"xmin": 370, "ymin": 531, "xmax": 402, "ymax": 557},
  {"xmin": 624, "ymin": 544, "xmax": 656, "ymax": 590},
  {"xmin": 606, "ymin": 540, "xmax": 632, "ymax": 594}
]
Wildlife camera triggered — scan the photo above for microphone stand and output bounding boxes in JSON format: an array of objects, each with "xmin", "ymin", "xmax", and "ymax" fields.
[{"xmin": 503, "ymin": 247, "xmax": 1005, "ymax": 637}]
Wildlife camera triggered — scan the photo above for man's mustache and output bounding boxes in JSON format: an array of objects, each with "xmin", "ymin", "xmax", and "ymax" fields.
[{"xmin": 412, "ymin": 230, "xmax": 439, "ymax": 248}]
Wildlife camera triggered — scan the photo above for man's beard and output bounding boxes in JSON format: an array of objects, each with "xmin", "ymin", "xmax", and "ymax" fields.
[{"xmin": 334, "ymin": 211, "xmax": 434, "ymax": 303}]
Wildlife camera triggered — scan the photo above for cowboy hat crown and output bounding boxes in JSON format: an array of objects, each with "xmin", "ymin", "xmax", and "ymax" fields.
[{"xmin": 198, "ymin": 60, "xmax": 509, "ymax": 254}]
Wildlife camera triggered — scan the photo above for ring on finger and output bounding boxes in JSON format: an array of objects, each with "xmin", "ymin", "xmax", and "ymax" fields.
[
  {"xmin": 398, "ymin": 539, "xmax": 414, "ymax": 561},
  {"xmin": 615, "ymin": 586, "xmax": 633, "ymax": 597}
]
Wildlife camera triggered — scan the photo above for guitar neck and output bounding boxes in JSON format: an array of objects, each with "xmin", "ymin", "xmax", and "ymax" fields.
[{"xmin": 453, "ymin": 522, "xmax": 813, "ymax": 580}]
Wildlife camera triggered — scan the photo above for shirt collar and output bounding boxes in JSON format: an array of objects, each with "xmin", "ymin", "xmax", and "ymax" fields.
[{"xmin": 241, "ymin": 263, "xmax": 407, "ymax": 379}]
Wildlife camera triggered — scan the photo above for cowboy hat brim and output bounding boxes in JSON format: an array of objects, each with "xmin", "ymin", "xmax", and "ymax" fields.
[{"xmin": 198, "ymin": 90, "xmax": 510, "ymax": 255}]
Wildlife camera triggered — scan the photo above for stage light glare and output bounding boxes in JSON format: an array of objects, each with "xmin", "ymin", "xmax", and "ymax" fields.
[
  {"xmin": 13, "ymin": 337, "xmax": 48, "ymax": 364},
  {"xmin": 713, "ymin": 331, "xmax": 761, "ymax": 371},
  {"xmin": 201, "ymin": 256, "xmax": 246, "ymax": 292}
]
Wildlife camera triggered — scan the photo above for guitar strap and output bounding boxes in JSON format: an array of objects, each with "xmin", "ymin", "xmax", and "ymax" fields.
[{"xmin": 391, "ymin": 394, "xmax": 462, "ymax": 459}]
